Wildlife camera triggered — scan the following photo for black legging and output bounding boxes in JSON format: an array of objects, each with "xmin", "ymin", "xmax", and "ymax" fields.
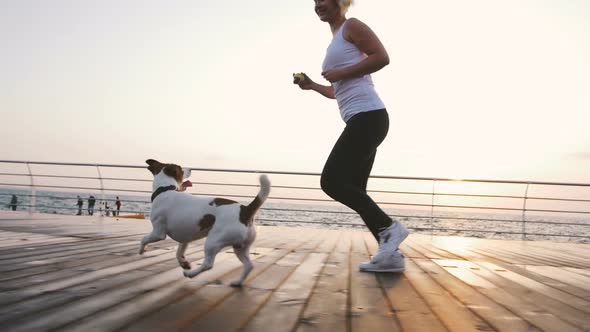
[{"xmin": 321, "ymin": 109, "xmax": 393, "ymax": 241}]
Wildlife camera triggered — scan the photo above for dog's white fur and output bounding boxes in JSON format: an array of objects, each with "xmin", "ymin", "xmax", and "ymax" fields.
[{"xmin": 139, "ymin": 159, "xmax": 271, "ymax": 287}]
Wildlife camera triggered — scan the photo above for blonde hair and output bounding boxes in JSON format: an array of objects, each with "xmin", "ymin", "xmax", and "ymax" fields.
[{"xmin": 338, "ymin": 0, "xmax": 353, "ymax": 15}]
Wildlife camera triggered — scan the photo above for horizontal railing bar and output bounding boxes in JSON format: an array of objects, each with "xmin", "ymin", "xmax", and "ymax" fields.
[
  {"xmin": 3, "ymin": 199, "xmax": 588, "ymax": 228},
  {"xmin": 194, "ymin": 182, "xmax": 590, "ymax": 203},
  {"xmin": 432, "ymin": 192, "xmax": 590, "ymax": 203},
  {"xmin": 256, "ymin": 219, "xmax": 590, "ymax": 238},
  {"xmin": 2, "ymin": 160, "xmax": 590, "ymax": 188},
  {"xmin": 6, "ymin": 175, "xmax": 590, "ymax": 204},
  {"xmin": 0, "ymin": 183, "xmax": 152, "ymax": 194},
  {"xmin": 3, "ymin": 174, "xmax": 590, "ymax": 204},
  {"xmin": 261, "ymin": 208, "xmax": 590, "ymax": 227},
  {"xmin": 0, "ymin": 173, "xmax": 153, "ymax": 183},
  {"xmin": 379, "ymin": 201, "xmax": 590, "ymax": 214},
  {"xmin": 14, "ymin": 204, "xmax": 143, "ymax": 214},
  {"xmin": 416, "ymin": 227, "xmax": 590, "ymax": 238},
  {"xmin": 2, "ymin": 184, "xmax": 589, "ymax": 216},
  {"xmin": 0, "ymin": 193, "xmax": 149, "ymax": 204}
]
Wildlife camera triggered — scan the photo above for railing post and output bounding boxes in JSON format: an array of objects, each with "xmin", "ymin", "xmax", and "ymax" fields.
[
  {"xmin": 97, "ymin": 165, "xmax": 105, "ymax": 218},
  {"xmin": 26, "ymin": 162, "xmax": 36, "ymax": 214},
  {"xmin": 522, "ymin": 183, "xmax": 530, "ymax": 240},
  {"xmin": 430, "ymin": 180, "xmax": 436, "ymax": 235}
]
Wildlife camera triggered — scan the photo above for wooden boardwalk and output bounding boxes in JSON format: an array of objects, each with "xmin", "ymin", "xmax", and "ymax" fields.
[{"xmin": 0, "ymin": 211, "xmax": 589, "ymax": 332}]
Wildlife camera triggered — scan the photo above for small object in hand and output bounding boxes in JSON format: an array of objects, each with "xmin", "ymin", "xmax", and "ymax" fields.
[
  {"xmin": 182, "ymin": 180, "xmax": 193, "ymax": 188},
  {"xmin": 293, "ymin": 72, "xmax": 306, "ymax": 84}
]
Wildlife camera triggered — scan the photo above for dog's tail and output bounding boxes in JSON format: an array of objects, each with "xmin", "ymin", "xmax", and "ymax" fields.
[{"xmin": 240, "ymin": 175, "xmax": 271, "ymax": 225}]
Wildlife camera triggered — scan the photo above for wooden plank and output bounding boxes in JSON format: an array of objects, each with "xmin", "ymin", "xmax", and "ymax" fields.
[
  {"xmin": 228, "ymin": 252, "xmax": 329, "ymax": 332},
  {"xmin": 425, "ymin": 259, "xmax": 539, "ymax": 331},
  {"xmin": 405, "ymin": 237, "xmax": 465, "ymax": 260},
  {"xmin": 0, "ymin": 237, "xmax": 142, "ymax": 261},
  {"xmin": 363, "ymin": 232, "xmax": 449, "ymax": 332},
  {"xmin": 478, "ymin": 261, "xmax": 590, "ymax": 315},
  {"xmin": 57, "ymin": 247, "xmax": 283, "ymax": 332},
  {"xmin": 120, "ymin": 231, "xmax": 328, "ymax": 332},
  {"xmin": 403, "ymin": 257, "xmax": 494, "ymax": 332},
  {"xmin": 0, "ymin": 241, "xmax": 141, "ymax": 272},
  {"xmin": 182, "ymin": 231, "xmax": 336, "ymax": 332},
  {"xmin": 0, "ymin": 232, "xmax": 288, "ymax": 326},
  {"xmin": 296, "ymin": 230, "xmax": 352, "ymax": 332},
  {"xmin": 237, "ymin": 230, "xmax": 339, "ymax": 332},
  {"xmin": 399, "ymin": 241, "xmax": 427, "ymax": 259},
  {"xmin": 465, "ymin": 260, "xmax": 588, "ymax": 331},
  {"xmin": 476, "ymin": 244, "xmax": 589, "ymax": 268},
  {"xmin": 114, "ymin": 232, "xmax": 328, "ymax": 331},
  {"xmin": 566, "ymin": 267, "xmax": 590, "ymax": 278},
  {"xmin": 0, "ymin": 244, "xmax": 203, "ymax": 325},
  {"xmin": 425, "ymin": 238, "xmax": 590, "ymax": 300},
  {"xmin": 2, "ymin": 246, "xmax": 254, "ymax": 332},
  {"xmin": 0, "ymin": 244, "xmax": 191, "ymax": 307},
  {"xmin": 514, "ymin": 243, "xmax": 590, "ymax": 267},
  {"xmin": 524, "ymin": 266, "xmax": 590, "ymax": 292},
  {"xmin": 0, "ymin": 243, "xmax": 174, "ymax": 288},
  {"xmin": 347, "ymin": 231, "xmax": 401, "ymax": 332}
]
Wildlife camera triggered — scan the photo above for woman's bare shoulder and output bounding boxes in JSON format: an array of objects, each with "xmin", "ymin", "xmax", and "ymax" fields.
[{"xmin": 344, "ymin": 17, "xmax": 374, "ymax": 41}]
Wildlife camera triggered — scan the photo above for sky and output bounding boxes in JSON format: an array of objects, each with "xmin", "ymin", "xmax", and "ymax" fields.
[{"xmin": 1, "ymin": 0, "xmax": 590, "ymax": 184}]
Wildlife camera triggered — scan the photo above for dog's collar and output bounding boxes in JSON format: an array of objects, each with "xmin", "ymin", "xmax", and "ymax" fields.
[{"xmin": 151, "ymin": 185, "xmax": 177, "ymax": 202}]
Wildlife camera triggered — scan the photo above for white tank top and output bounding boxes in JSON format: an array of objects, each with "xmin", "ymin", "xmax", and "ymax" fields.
[{"xmin": 322, "ymin": 19, "xmax": 385, "ymax": 122}]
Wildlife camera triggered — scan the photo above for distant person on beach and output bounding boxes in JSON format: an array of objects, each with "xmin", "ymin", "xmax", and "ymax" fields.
[
  {"xmin": 104, "ymin": 201, "xmax": 111, "ymax": 216},
  {"xmin": 76, "ymin": 196, "xmax": 83, "ymax": 215},
  {"xmin": 295, "ymin": 0, "xmax": 408, "ymax": 272},
  {"xmin": 87, "ymin": 195, "xmax": 96, "ymax": 216},
  {"xmin": 115, "ymin": 196, "xmax": 121, "ymax": 216},
  {"xmin": 9, "ymin": 195, "xmax": 18, "ymax": 211}
]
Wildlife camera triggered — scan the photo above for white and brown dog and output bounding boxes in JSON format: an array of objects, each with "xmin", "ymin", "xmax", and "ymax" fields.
[{"xmin": 140, "ymin": 159, "xmax": 271, "ymax": 287}]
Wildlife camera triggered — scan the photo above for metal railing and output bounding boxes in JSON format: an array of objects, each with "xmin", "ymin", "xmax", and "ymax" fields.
[{"xmin": 0, "ymin": 160, "xmax": 589, "ymax": 242}]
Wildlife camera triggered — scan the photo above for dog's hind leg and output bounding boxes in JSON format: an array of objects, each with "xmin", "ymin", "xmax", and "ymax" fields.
[
  {"xmin": 183, "ymin": 240, "xmax": 222, "ymax": 279},
  {"xmin": 230, "ymin": 245, "xmax": 253, "ymax": 287},
  {"xmin": 176, "ymin": 242, "xmax": 191, "ymax": 269},
  {"xmin": 139, "ymin": 219, "xmax": 166, "ymax": 255}
]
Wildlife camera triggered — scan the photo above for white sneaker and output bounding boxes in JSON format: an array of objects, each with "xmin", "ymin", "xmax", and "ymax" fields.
[
  {"xmin": 359, "ymin": 249, "xmax": 405, "ymax": 272},
  {"xmin": 378, "ymin": 221, "xmax": 409, "ymax": 253},
  {"xmin": 361, "ymin": 222, "xmax": 409, "ymax": 268}
]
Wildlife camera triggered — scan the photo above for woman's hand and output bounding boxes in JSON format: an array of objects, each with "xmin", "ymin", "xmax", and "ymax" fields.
[
  {"xmin": 321, "ymin": 68, "xmax": 348, "ymax": 83},
  {"xmin": 295, "ymin": 73, "xmax": 335, "ymax": 99},
  {"xmin": 296, "ymin": 73, "xmax": 315, "ymax": 90}
]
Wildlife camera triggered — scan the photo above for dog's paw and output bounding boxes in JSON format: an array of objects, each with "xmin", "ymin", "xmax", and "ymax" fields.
[
  {"xmin": 180, "ymin": 261, "xmax": 191, "ymax": 269},
  {"xmin": 138, "ymin": 248, "xmax": 145, "ymax": 255},
  {"xmin": 229, "ymin": 280, "xmax": 243, "ymax": 288},
  {"xmin": 183, "ymin": 270, "xmax": 193, "ymax": 278}
]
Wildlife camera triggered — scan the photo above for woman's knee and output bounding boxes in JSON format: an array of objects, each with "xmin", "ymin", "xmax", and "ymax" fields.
[
  {"xmin": 320, "ymin": 173, "xmax": 334, "ymax": 196},
  {"xmin": 320, "ymin": 172, "xmax": 343, "ymax": 200}
]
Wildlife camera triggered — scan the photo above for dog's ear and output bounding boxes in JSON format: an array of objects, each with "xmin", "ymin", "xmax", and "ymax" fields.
[
  {"xmin": 163, "ymin": 164, "xmax": 184, "ymax": 183},
  {"xmin": 146, "ymin": 159, "xmax": 164, "ymax": 175}
]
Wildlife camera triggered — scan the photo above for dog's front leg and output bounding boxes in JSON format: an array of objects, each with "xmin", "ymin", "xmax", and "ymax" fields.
[
  {"xmin": 139, "ymin": 219, "xmax": 166, "ymax": 255},
  {"xmin": 230, "ymin": 245, "xmax": 253, "ymax": 287},
  {"xmin": 183, "ymin": 240, "xmax": 222, "ymax": 279},
  {"xmin": 176, "ymin": 243, "xmax": 191, "ymax": 269}
]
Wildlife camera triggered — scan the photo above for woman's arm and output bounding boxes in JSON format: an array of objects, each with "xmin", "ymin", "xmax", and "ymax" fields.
[
  {"xmin": 321, "ymin": 18, "xmax": 389, "ymax": 83},
  {"xmin": 297, "ymin": 74, "xmax": 335, "ymax": 99}
]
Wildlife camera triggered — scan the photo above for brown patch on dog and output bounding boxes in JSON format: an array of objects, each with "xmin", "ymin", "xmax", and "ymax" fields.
[
  {"xmin": 209, "ymin": 198, "xmax": 237, "ymax": 207},
  {"xmin": 198, "ymin": 214, "xmax": 216, "ymax": 232},
  {"xmin": 146, "ymin": 159, "xmax": 164, "ymax": 175},
  {"xmin": 163, "ymin": 164, "xmax": 183, "ymax": 184},
  {"xmin": 239, "ymin": 196, "xmax": 262, "ymax": 226}
]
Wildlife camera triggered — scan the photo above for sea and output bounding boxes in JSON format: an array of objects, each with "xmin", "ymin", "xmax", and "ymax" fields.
[{"xmin": 1, "ymin": 188, "xmax": 588, "ymax": 244}]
